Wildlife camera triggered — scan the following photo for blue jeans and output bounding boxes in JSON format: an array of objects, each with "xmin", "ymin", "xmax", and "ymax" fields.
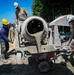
[
  {"xmin": 0, "ymin": 39, "xmax": 9, "ymax": 59},
  {"xmin": 0, "ymin": 39, "xmax": 6, "ymax": 54}
]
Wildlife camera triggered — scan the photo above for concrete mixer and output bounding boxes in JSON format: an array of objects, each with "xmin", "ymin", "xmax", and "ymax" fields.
[
  {"xmin": 16, "ymin": 16, "xmax": 56, "ymax": 58},
  {"xmin": 15, "ymin": 16, "xmax": 58, "ymax": 72},
  {"xmin": 21, "ymin": 16, "xmax": 49, "ymax": 53}
]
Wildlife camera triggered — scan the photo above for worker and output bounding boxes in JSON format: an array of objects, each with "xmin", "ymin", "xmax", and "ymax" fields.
[
  {"xmin": 14, "ymin": 2, "xmax": 30, "ymax": 32},
  {"xmin": 62, "ymin": 15, "xmax": 74, "ymax": 46},
  {"xmin": 14, "ymin": 2, "xmax": 30, "ymax": 45},
  {"xmin": 0, "ymin": 19, "xmax": 13, "ymax": 62}
]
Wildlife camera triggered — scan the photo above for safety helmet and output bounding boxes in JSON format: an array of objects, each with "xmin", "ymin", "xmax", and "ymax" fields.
[
  {"xmin": 2, "ymin": 19, "xmax": 9, "ymax": 25},
  {"xmin": 14, "ymin": 2, "xmax": 19, "ymax": 8},
  {"xmin": 66, "ymin": 15, "xmax": 74, "ymax": 23}
]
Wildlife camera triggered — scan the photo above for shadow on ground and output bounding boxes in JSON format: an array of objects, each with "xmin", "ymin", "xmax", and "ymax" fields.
[{"xmin": 0, "ymin": 57, "xmax": 74, "ymax": 75}]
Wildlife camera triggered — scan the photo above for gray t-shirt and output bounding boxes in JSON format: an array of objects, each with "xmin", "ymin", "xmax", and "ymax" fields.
[{"xmin": 16, "ymin": 8, "xmax": 30, "ymax": 21}]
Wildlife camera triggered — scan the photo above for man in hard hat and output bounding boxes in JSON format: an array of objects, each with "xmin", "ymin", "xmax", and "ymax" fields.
[
  {"xmin": 14, "ymin": 2, "xmax": 30, "ymax": 45},
  {"xmin": 0, "ymin": 19, "xmax": 13, "ymax": 62},
  {"xmin": 14, "ymin": 2, "xmax": 30, "ymax": 32},
  {"xmin": 63, "ymin": 15, "xmax": 74, "ymax": 46}
]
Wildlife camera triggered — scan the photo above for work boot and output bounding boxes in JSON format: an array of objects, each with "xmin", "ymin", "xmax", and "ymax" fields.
[
  {"xmin": 1, "ymin": 54, "xmax": 8, "ymax": 63},
  {"xmin": 1, "ymin": 59, "xmax": 8, "ymax": 63},
  {"xmin": 5, "ymin": 54, "xmax": 9, "ymax": 59}
]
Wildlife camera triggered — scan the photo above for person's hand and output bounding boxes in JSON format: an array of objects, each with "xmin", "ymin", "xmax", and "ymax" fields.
[{"xmin": 62, "ymin": 41, "xmax": 69, "ymax": 46}]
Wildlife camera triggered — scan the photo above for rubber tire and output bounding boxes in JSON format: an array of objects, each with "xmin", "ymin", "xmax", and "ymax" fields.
[
  {"xmin": 70, "ymin": 52, "xmax": 74, "ymax": 67},
  {"xmin": 38, "ymin": 61, "xmax": 50, "ymax": 72}
]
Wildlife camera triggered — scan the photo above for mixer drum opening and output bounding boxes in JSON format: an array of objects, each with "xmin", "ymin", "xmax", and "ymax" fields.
[{"xmin": 27, "ymin": 19, "xmax": 44, "ymax": 34}]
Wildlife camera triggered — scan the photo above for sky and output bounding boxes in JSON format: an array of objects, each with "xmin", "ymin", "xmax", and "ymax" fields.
[{"xmin": 0, "ymin": 0, "xmax": 34, "ymax": 26}]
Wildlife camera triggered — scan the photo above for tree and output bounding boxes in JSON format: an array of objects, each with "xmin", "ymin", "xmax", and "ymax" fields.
[
  {"xmin": 32, "ymin": 0, "xmax": 43, "ymax": 16},
  {"xmin": 32, "ymin": 0, "xmax": 74, "ymax": 22}
]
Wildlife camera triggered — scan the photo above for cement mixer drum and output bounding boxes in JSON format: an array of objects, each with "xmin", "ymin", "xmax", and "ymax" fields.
[{"xmin": 21, "ymin": 16, "xmax": 48, "ymax": 43}]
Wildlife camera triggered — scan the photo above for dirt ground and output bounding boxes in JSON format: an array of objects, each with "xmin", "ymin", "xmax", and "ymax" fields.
[
  {"xmin": 0, "ymin": 40, "xmax": 74, "ymax": 75},
  {"xmin": 0, "ymin": 58, "xmax": 74, "ymax": 75}
]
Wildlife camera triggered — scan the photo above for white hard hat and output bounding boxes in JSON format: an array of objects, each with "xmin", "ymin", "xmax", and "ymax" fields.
[
  {"xmin": 14, "ymin": 2, "xmax": 19, "ymax": 8},
  {"xmin": 66, "ymin": 15, "xmax": 74, "ymax": 23}
]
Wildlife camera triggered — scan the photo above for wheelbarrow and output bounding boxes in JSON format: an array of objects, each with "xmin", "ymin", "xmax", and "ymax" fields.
[
  {"xmin": 25, "ymin": 50, "xmax": 58, "ymax": 72},
  {"xmin": 25, "ymin": 46, "xmax": 74, "ymax": 72}
]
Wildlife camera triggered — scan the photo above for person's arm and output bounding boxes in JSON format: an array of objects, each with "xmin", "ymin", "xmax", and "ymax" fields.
[
  {"xmin": 15, "ymin": 11, "xmax": 19, "ymax": 27},
  {"xmin": 8, "ymin": 23, "xmax": 13, "ymax": 28},
  {"xmin": 67, "ymin": 30, "xmax": 74, "ymax": 45},
  {"xmin": 9, "ymin": 23, "xmax": 15, "ymax": 27},
  {"xmin": 24, "ymin": 9, "xmax": 30, "ymax": 18},
  {"xmin": 62, "ymin": 28, "xmax": 74, "ymax": 46},
  {"xmin": 1, "ymin": 32, "xmax": 11, "ymax": 42}
]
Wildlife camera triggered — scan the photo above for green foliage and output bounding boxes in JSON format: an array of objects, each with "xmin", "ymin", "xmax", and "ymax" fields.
[
  {"xmin": 32, "ymin": 0, "xmax": 43, "ymax": 16},
  {"xmin": 32, "ymin": 0, "xmax": 74, "ymax": 22}
]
